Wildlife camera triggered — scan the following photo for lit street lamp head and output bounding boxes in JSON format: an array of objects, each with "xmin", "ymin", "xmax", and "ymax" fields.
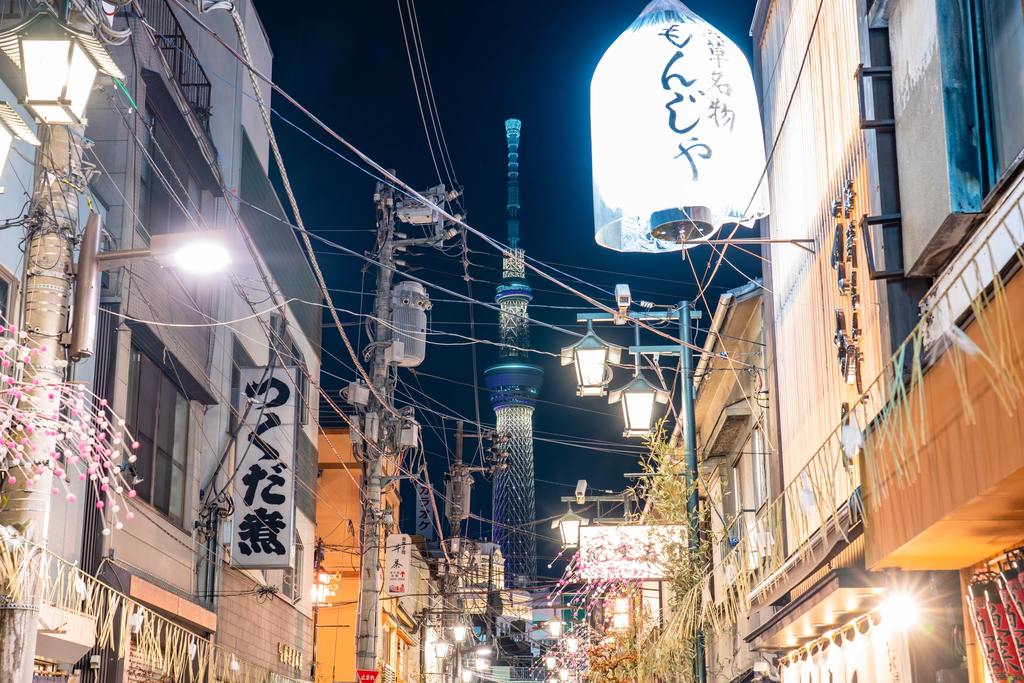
[
  {"xmin": 153, "ymin": 232, "xmax": 232, "ymax": 275},
  {"xmin": 0, "ymin": 8, "xmax": 124, "ymax": 124},
  {"xmin": 553, "ymin": 506, "xmax": 589, "ymax": 549},
  {"xmin": 608, "ymin": 372, "xmax": 670, "ymax": 437},
  {"xmin": 560, "ymin": 321, "xmax": 622, "ymax": 397}
]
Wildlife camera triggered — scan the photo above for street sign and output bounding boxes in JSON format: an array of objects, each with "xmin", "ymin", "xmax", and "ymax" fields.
[
  {"xmin": 231, "ymin": 367, "xmax": 298, "ymax": 569},
  {"xmin": 385, "ymin": 533, "xmax": 412, "ymax": 597},
  {"xmin": 356, "ymin": 670, "xmax": 379, "ymax": 683}
]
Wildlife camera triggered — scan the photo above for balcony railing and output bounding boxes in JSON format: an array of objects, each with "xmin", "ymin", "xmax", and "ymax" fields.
[
  {"xmin": 138, "ymin": 0, "xmax": 213, "ymax": 132},
  {"xmin": 1, "ymin": 532, "xmax": 273, "ymax": 682}
]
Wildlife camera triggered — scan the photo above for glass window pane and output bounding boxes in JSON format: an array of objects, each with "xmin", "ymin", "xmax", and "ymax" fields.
[
  {"xmin": 157, "ymin": 378, "xmax": 178, "ymax": 454},
  {"xmin": 136, "ymin": 356, "xmax": 160, "ymax": 439},
  {"xmin": 126, "ymin": 349, "xmax": 140, "ymax": 432},
  {"xmin": 984, "ymin": 0, "xmax": 1024, "ymax": 174},
  {"xmin": 0, "ymin": 277, "xmax": 10, "ymax": 323},
  {"xmin": 153, "ymin": 451, "xmax": 172, "ymax": 514},
  {"xmin": 169, "ymin": 463, "xmax": 184, "ymax": 524},
  {"xmin": 173, "ymin": 392, "xmax": 188, "ymax": 466},
  {"xmin": 135, "ymin": 436, "xmax": 154, "ymax": 503}
]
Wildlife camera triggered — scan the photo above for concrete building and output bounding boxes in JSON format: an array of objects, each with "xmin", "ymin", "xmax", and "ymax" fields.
[
  {"xmin": 317, "ymin": 427, "xmax": 440, "ymax": 683},
  {"xmin": 707, "ymin": 0, "xmax": 1024, "ymax": 680},
  {"xmin": 0, "ymin": 1, "xmax": 323, "ymax": 681}
]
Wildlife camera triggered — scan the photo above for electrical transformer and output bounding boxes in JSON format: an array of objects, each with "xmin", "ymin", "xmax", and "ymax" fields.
[{"xmin": 390, "ymin": 281, "xmax": 430, "ymax": 367}]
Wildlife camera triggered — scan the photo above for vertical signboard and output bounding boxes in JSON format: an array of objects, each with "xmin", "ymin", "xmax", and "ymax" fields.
[
  {"xmin": 231, "ymin": 367, "xmax": 297, "ymax": 569},
  {"xmin": 415, "ymin": 467, "xmax": 435, "ymax": 540},
  {"xmin": 385, "ymin": 533, "xmax": 412, "ymax": 597}
]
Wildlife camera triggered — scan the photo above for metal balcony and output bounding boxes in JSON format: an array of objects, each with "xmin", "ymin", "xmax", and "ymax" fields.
[{"xmin": 138, "ymin": 0, "xmax": 213, "ymax": 133}]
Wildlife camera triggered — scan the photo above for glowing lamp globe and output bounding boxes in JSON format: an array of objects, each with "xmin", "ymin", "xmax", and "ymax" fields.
[
  {"xmin": 608, "ymin": 373, "xmax": 670, "ymax": 437},
  {"xmin": 553, "ymin": 507, "xmax": 589, "ymax": 549},
  {"xmin": 451, "ymin": 624, "xmax": 468, "ymax": 642},
  {"xmin": 433, "ymin": 641, "xmax": 451, "ymax": 659},
  {"xmin": 545, "ymin": 655, "xmax": 558, "ymax": 670},
  {"xmin": 0, "ymin": 9, "xmax": 125, "ymax": 124},
  {"xmin": 590, "ymin": 0, "xmax": 769, "ymax": 252},
  {"xmin": 560, "ymin": 322, "xmax": 622, "ymax": 397}
]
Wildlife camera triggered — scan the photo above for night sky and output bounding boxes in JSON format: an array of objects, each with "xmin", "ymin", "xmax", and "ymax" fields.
[{"xmin": 252, "ymin": 0, "xmax": 760, "ymax": 574}]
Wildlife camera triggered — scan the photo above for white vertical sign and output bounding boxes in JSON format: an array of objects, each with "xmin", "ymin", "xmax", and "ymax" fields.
[
  {"xmin": 385, "ymin": 533, "xmax": 412, "ymax": 597},
  {"xmin": 415, "ymin": 467, "xmax": 435, "ymax": 540},
  {"xmin": 231, "ymin": 367, "xmax": 297, "ymax": 569}
]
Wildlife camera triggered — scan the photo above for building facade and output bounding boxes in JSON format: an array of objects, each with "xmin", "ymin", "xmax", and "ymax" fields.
[
  {"xmin": 0, "ymin": 1, "xmax": 324, "ymax": 681},
  {"xmin": 704, "ymin": 0, "xmax": 1024, "ymax": 680}
]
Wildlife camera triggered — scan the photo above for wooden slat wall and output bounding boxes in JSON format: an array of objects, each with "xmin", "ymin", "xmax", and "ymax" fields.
[{"xmin": 758, "ymin": 0, "xmax": 886, "ymax": 536}]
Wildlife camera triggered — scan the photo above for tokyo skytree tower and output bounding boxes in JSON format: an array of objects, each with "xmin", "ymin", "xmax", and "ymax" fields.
[{"xmin": 484, "ymin": 119, "xmax": 544, "ymax": 587}]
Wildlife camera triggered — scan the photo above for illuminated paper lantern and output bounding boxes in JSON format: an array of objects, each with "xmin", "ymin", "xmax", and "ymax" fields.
[{"xmin": 591, "ymin": 0, "xmax": 769, "ymax": 252}]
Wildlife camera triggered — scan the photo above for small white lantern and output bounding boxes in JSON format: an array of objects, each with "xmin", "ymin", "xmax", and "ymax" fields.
[
  {"xmin": 559, "ymin": 668, "xmax": 570, "ymax": 682},
  {"xmin": 560, "ymin": 322, "xmax": 622, "ymax": 397},
  {"xmin": 545, "ymin": 655, "xmax": 558, "ymax": 670},
  {"xmin": 553, "ymin": 507, "xmax": 589, "ymax": 549},
  {"xmin": 547, "ymin": 619, "xmax": 563, "ymax": 638},
  {"xmin": 0, "ymin": 9, "xmax": 125, "ymax": 124},
  {"xmin": 433, "ymin": 641, "xmax": 451, "ymax": 659},
  {"xmin": 591, "ymin": 0, "xmax": 769, "ymax": 252},
  {"xmin": 461, "ymin": 671, "xmax": 473, "ymax": 683},
  {"xmin": 608, "ymin": 373, "xmax": 670, "ymax": 437},
  {"xmin": 565, "ymin": 637, "xmax": 580, "ymax": 654},
  {"xmin": 451, "ymin": 624, "xmax": 468, "ymax": 642}
]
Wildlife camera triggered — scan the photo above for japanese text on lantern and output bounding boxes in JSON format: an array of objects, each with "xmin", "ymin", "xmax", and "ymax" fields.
[
  {"xmin": 231, "ymin": 367, "xmax": 298, "ymax": 569},
  {"xmin": 656, "ymin": 22, "xmax": 733, "ymax": 181}
]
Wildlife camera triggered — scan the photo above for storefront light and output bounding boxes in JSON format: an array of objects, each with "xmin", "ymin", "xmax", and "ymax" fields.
[{"xmin": 880, "ymin": 592, "xmax": 919, "ymax": 631}]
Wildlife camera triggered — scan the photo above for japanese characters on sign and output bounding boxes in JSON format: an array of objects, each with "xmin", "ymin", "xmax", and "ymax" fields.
[
  {"xmin": 385, "ymin": 533, "xmax": 412, "ymax": 597},
  {"xmin": 590, "ymin": 0, "xmax": 769, "ymax": 253},
  {"xmin": 415, "ymin": 468, "xmax": 434, "ymax": 540},
  {"xmin": 231, "ymin": 367, "xmax": 298, "ymax": 569}
]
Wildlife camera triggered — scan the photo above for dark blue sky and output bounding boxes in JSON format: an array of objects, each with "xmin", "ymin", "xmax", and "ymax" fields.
[{"xmin": 253, "ymin": 0, "xmax": 760, "ymax": 571}]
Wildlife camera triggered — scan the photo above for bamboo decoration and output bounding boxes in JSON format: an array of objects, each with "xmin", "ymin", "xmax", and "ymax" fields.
[{"xmin": 0, "ymin": 530, "xmax": 273, "ymax": 683}]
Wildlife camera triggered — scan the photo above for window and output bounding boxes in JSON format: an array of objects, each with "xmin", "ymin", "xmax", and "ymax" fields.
[
  {"xmin": 0, "ymin": 273, "xmax": 10, "ymax": 324},
  {"xmin": 291, "ymin": 344, "xmax": 309, "ymax": 426},
  {"xmin": 138, "ymin": 107, "xmax": 202, "ymax": 238},
  {"xmin": 750, "ymin": 429, "xmax": 769, "ymax": 509},
  {"xmin": 126, "ymin": 348, "xmax": 189, "ymax": 525},
  {"xmin": 282, "ymin": 538, "xmax": 303, "ymax": 603},
  {"xmin": 978, "ymin": 0, "xmax": 1024, "ymax": 179}
]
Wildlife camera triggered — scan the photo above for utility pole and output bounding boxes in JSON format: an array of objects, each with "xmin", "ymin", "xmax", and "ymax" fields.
[
  {"xmin": 355, "ymin": 181, "xmax": 397, "ymax": 675},
  {"xmin": 0, "ymin": 124, "xmax": 83, "ymax": 683},
  {"xmin": 354, "ymin": 181, "xmax": 458, "ymax": 676}
]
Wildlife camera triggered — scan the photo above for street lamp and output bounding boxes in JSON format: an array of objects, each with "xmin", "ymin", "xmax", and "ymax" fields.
[
  {"xmin": 608, "ymin": 371, "xmax": 669, "ymax": 438},
  {"xmin": 70, "ymin": 219, "xmax": 232, "ymax": 360},
  {"xmin": 433, "ymin": 641, "xmax": 451, "ymax": 659},
  {"xmin": 451, "ymin": 624, "xmax": 468, "ymax": 643},
  {"xmin": 461, "ymin": 671, "xmax": 473, "ymax": 683},
  {"xmin": 552, "ymin": 507, "xmax": 588, "ymax": 549},
  {"xmin": 0, "ymin": 102, "xmax": 38, "ymax": 175},
  {"xmin": 0, "ymin": 8, "xmax": 125, "ymax": 124},
  {"xmin": 561, "ymin": 321, "xmax": 621, "ymax": 397},
  {"xmin": 558, "ymin": 668, "xmax": 570, "ymax": 682},
  {"xmin": 565, "ymin": 636, "xmax": 579, "ymax": 654},
  {"xmin": 545, "ymin": 655, "xmax": 558, "ymax": 670},
  {"xmin": 547, "ymin": 619, "xmax": 563, "ymax": 638}
]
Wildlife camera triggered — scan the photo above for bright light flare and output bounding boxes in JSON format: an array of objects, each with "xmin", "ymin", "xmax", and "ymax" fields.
[
  {"xmin": 880, "ymin": 592, "xmax": 919, "ymax": 631},
  {"xmin": 170, "ymin": 239, "xmax": 231, "ymax": 275}
]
